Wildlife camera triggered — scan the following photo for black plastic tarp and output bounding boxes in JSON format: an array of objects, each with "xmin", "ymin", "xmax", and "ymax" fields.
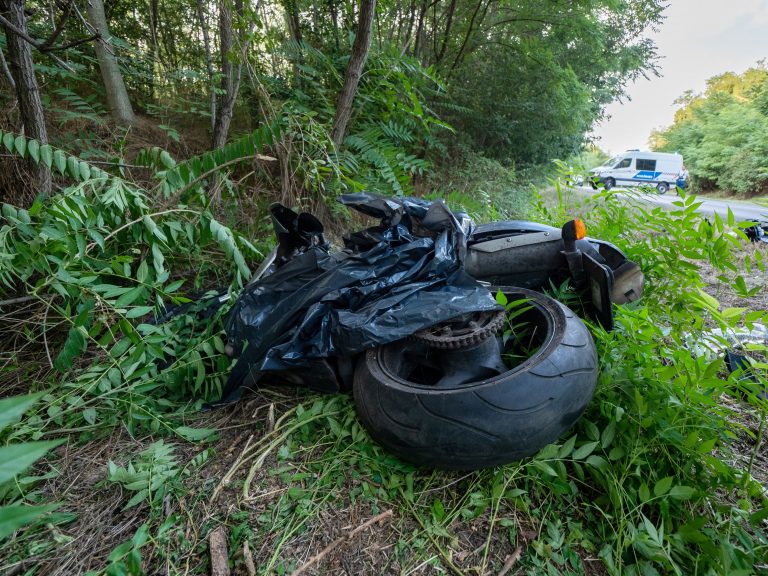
[{"xmin": 217, "ymin": 193, "xmax": 500, "ymax": 403}]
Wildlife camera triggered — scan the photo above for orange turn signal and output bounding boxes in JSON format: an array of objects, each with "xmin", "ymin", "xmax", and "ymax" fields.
[
  {"xmin": 574, "ymin": 219, "xmax": 586, "ymax": 240},
  {"xmin": 562, "ymin": 219, "xmax": 587, "ymax": 241}
]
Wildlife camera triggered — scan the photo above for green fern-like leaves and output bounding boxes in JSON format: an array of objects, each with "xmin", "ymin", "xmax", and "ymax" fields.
[
  {"xmin": 157, "ymin": 121, "xmax": 284, "ymax": 197},
  {"xmin": 0, "ymin": 129, "xmax": 107, "ymax": 182}
]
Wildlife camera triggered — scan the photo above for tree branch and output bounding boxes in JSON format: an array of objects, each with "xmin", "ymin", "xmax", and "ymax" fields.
[
  {"xmin": 489, "ymin": 17, "xmax": 553, "ymax": 28},
  {"xmin": 0, "ymin": 12, "xmax": 75, "ymax": 71},
  {"xmin": 0, "ymin": 43, "xmax": 15, "ymax": 89},
  {"xmin": 38, "ymin": 0, "xmax": 74, "ymax": 50},
  {"xmin": 44, "ymin": 33, "xmax": 99, "ymax": 52}
]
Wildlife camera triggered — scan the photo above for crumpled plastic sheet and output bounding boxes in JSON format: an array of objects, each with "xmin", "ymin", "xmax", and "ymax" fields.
[{"xmin": 217, "ymin": 193, "xmax": 500, "ymax": 404}]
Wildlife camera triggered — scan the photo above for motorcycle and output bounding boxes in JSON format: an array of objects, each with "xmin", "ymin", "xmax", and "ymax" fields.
[{"xmin": 219, "ymin": 194, "xmax": 644, "ymax": 469}]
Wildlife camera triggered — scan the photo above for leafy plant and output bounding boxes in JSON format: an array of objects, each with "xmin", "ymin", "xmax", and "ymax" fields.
[
  {"xmin": 495, "ymin": 291, "xmax": 539, "ymax": 367},
  {"xmin": 107, "ymin": 441, "xmax": 180, "ymax": 509},
  {"xmin": 0, "ymin": 394, "xmax": 63, "ymax": 540}
]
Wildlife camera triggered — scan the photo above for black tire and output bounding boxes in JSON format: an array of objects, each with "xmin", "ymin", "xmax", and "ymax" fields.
[
  {"xmin": 353, "ymin": 288, "xmax": 598, "ymax": 469},
  {"xmin": 656, "ymin": 182, "xmax": 669, "ymax": 195},
  {"xmin": 604, "ymin": 178, "xmax": 615, "ymax": 191}
]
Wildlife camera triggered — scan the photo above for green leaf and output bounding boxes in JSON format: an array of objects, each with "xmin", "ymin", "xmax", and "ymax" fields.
[
  {"xmin": 750, "ymin": 507, "xmax": 768, "ymax": 525},
  {"xmin": 143, "ymin": 216, "xmax": 168, "ymax": 243},
  {"xmin": 67, "ymin": 155, "xmax": 80, "ymax": 179},
  {"xmin": 558, "ymin": 435, "xmax": 577, "ymax": 458},
  {"xmin": 668, "ymin": 486, "xmax": 696, "ymax": 500},
  {"xmin": 572, "ymin": 441, "xmax": 598, "ymax": 460},
  {"xmin": 0, "ymin": 504, "xmax": 59, "ymax": 540},
  {"xmin": 115, "ymin": 286, "xmax": 144, "ymax": 308},
  {"xmin": 174, "ymin": 426, "xmax": 217, "ymax": 442},
  {"xmin": 601, "ymin": 421, "xmax": 616, "ymax": 449},
  {"xmin": 83, "ymin": 407, "xmax": 97, "ymax": 425},
  {"xmin": 27, "ymin": 139, "xmax": 40, "ymax": 163},
  {"xmin": 14, "ymin": 135, "xmax": 27, "ymax": 157},
  {"xmin": 53, "ymin": 150, "xmax": 67, "ymax": 174},
  {"xmin": 54, "ymin": 326, "xmax": 87, "ymax": 371},
  {"xmin": 2, "ymin": 131, "xmax": 14, "ymax": 152},
  {"xmin": 530, "ymin": 460, "xmax": 558, "ymax": 477},
  {"xmin": 151, "ymin": 243, "xmax": 165, "ymax": 275},
  {"xmin": 126, "ymin": 306, "xmax": 153, "ymax": 319},
  {"xmin": 136, "ymin": 260, "xmax": 149, "ymax": 283},
  {"xmin": 40, "ymin": 144, "xmax": 53, "ymax": 168},
  {"xmin": 159, "ymin": 150, "xmax": 175, "ymax": 169},
  {"xmin": 79, "ymin": 161, "xmax": 91, "ymax": 180},
  {"xmin": 653, "ymin": 476, "xmax": 673, "ymax": 497},
  {"xmin": 0, "ymin": 393, "xmax": 44, "ymax": 433},
  {"xmin": 0, "ymin": 440, "xmax": 65, "ymax": 484}
]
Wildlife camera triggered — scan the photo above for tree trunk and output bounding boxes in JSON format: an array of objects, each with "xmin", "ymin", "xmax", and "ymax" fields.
[
  {"xmin": 195, "ymin": 0, "xmax": 216, "ymax": 134},
  {"xmin": 147, "ymin": 0, "xmax": 159, "ymax": 98},
  {"xmin": 284, "ymin": 0, "xmax": 302, "ymax": 43},
  {"xmin": 1, "ymin": 0, "xmax": 51, "ymax": 195},
  {"xmin": 85, "ymin": 0, "xmax": 136, "ymax": 126},
  {"xmin": 434, "ymin": 0, "xmax": 456, "ymax": 64},
  {"xmin": 413, "ymin": 0, "xmax": 427, "ymax": 60},
  {"xmin": 212, "ymin": 0, "xmax": 242, "ymax": 148},
  {"xmin": 331, "ymin": 0, "xmax": 376, "ymax": 148}
]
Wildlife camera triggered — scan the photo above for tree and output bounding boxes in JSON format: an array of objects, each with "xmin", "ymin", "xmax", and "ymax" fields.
[
  {"xmin": 331, "ymin": 0, "xmax": 376, "ymax": 148},
  {"xmin": 85, "ymin": 0, "xmax": 136, "ymax": 126},
  {"xmin": 653, "ymin": 64, "xmax": 768, "ymax": 195},
  {"xmin": 212, "ymin": 0, "xmax": 247, "ymax": 149},
  {"xmin": 0, "ymin": 0, "xmax": 51, "ymax": 195}
]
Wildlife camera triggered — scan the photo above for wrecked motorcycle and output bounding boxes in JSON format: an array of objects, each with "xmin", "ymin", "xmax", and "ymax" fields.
[{"xmin": 218, "ymin": 194, "xmax": 644, "ymax": 469}]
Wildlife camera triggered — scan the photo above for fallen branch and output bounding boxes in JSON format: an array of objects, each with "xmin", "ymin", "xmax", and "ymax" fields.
[
  {"xmin": 290, "ymin": 509, "xmax": 393, "ymax": 576},
  {"xmin": 497, "ymin": 545, "xmax": 523, "ymax": 576},
  {"xmin": 243, "ymin": 540, "xmax": 256, "ymax": 576},
  {"xmin": 208, "ymin": 526, "xmax": 230, "ymax": 576},
  {"xmin": 0, "ymin": 295, "xmax": 38, "ymax": 307}
]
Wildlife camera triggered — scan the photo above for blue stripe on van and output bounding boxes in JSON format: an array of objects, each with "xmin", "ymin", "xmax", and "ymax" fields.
[{"xmin": 632, "ymin": 171, "xmax": 661, "ymax": 181}]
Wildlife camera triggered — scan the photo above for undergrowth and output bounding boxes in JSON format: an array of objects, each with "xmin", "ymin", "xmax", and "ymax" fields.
[{"xmin": 0, "ymin": 134, "xmax": 767, "ymax": 575}]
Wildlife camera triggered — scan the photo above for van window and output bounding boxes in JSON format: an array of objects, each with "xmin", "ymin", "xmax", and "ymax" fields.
[
  {"xmin": 636, "ymin": 159, "xmax": 657, "ymax": 171},
  {"xmin": 614, "ymin": 158, "xmax": 631, "ymax": 169}
]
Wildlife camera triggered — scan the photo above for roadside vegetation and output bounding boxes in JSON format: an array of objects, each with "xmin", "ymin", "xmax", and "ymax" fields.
[
  {"xmin": 651, "ymin": 62, "xmax": 768, "ymax": 197},
  {"xmin": 1, "ymin": 0, "xmax": 767, "ymax": 574}
]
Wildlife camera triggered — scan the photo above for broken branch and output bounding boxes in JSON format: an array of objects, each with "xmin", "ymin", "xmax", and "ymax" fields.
[
  {"xmin": 497, "ymin": 545, "xmax": 523, "ymax": 576},
  {"xmin": 208, "ymin": 526, "xmax": 230, "ymax": 576},
  {"xmin": 290, "ymin": 509, "xmax": 393, "ymax": 576}
]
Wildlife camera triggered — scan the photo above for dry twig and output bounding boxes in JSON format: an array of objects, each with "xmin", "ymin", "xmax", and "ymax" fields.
[
  {"xmin": 243, "ymin": 540, "xmax": 256, "ymax": 576},
  {"xmin": 289, "ymin": 509, "xmax": 394, "ymax": 576},
  {"xmin": 497, "ymin": 546, "xmax": 523, "ymax": 576}
]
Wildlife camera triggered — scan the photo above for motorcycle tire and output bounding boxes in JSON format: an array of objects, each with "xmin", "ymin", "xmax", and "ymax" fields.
[{"xmin": 352, "ymin": 288, "xmax": 598, "ymax": 469}]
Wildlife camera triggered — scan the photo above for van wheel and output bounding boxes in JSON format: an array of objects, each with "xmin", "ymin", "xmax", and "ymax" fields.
[
  {"xmin": 656, "ymin": 182, "xmax": 669, "ymax": 194},
  {"xmin": 604, "ymin": 178, "xmax": 615, "ymax": 190}
]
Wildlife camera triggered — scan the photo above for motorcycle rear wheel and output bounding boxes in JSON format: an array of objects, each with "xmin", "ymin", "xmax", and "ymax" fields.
[{"xmin": 353, "ymin": 288, "xmax": 598, "ymax": 469}]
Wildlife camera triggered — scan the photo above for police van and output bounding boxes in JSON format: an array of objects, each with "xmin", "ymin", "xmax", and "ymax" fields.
[{"xmin": 589, "ymin": 150, "xmax": 684, "ymax": 194}]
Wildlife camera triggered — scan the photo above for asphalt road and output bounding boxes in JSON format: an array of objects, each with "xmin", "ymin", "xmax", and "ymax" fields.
[{"xmin": 580, "ymin": 186, "xmax": 768, "ymax": 222}]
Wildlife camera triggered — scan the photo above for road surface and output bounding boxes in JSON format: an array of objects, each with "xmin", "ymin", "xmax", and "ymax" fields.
[{"xmin": 580, "ymin": 187, "xmax": 768, "ymax": 222}]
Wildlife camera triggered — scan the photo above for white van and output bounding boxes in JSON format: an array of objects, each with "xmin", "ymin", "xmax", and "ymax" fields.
[{"xmin": 589, "ymin": 150, "xmax": 684, "ymax": 194}]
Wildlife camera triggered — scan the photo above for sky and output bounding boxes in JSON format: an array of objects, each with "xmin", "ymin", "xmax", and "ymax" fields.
[{"xmin": 591, "ymin": 0, "xmax": 768, "ymax": 155}]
